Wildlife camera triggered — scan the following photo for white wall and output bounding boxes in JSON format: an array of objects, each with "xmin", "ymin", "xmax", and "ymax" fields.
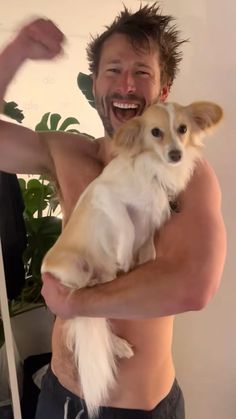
[
  {"xmin": 1, "ymin": 1, "xmax": 235, "ymax": 418},
  {"xmin": 167, "ymin": 2, "xmax": 236, "ymax": 418}
]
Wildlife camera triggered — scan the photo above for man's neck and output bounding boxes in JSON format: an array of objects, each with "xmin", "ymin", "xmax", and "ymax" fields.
[{"xmin": 96, "ymin": 135, "xmax": 115, "ymax": 166}]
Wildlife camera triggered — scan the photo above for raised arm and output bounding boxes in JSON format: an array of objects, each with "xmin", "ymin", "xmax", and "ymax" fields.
[
  {"xmin": 0, "ymin": 18, "xmax": 64, "ymax": 174},
  {"xmin": 41, "ymin": 159, "xmax": 226, "ymax": 319}
]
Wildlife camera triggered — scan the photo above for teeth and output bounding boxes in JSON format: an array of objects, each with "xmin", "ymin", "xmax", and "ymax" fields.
[{"xmin": 113, "ymin": 102, "xmax": 139, "ymax": 109}]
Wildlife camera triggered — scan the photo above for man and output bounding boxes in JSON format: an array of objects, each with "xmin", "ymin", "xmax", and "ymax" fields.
[{"xmin": 0, "ymin": 4, "xmax": 226, "ymax": 419}]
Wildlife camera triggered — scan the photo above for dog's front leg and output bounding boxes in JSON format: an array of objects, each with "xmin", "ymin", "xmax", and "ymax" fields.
[{"xmin": 137, "ymin": 234, "xmax": 156, "ymax": 265}]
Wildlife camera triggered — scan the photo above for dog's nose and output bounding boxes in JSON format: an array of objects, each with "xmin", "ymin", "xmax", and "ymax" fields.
[{"xmin": 168, "ymin": 149, "xmax": 182, "ymax": 162}]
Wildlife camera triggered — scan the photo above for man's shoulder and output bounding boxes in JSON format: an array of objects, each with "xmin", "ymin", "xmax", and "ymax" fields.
[
  {"xmin": 39, "ymin": 130, "xmax": 101, "ymax": 160},
  {"xmin": 34, "ymin": 131, "xmax": 103, "ymax": 183},
  {"xmin": 193, "ymin": 158, "xmax": 218, "ymax": 183},
  {"xmin": 181, "ymin": 158, "xmax": 222, "ymax": 214},
  {"xmin": 190, "ymin": 159, "xmax": 221, "ymax": 196}
]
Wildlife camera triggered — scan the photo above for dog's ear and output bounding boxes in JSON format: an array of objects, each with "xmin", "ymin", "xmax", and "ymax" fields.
[
  {"xmin": 113, "ymin": 117, "xmax": 144, "ymax": 155},
  {"xmin": 186, "ymin": 101, "xmax": 223, "ymax": 133}
]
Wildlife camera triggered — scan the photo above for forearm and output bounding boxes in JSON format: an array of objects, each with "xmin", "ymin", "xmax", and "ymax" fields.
[
  {"xmin": 0, "ymin": 39, "xmax": 26, "ymax": 112},
  {"xmin": 42, "ymin": 242, "xmax": 224, "ymax": 321},
  {"xmin": 42, "ymin": 218, "xmax": 226, "ymax": 320},
  {"xmin": 70, "ymin": 256, "xmax": 197, "ymax": 319}
]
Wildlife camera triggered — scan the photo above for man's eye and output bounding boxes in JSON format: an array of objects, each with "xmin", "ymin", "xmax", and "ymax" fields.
[
  {"xmin": 107, "ymin": 68, "xmax": 120, "ymax": 74},
  {"xmin": 136, "ymin": 71, "xmax": 150, "ymax": 77}
]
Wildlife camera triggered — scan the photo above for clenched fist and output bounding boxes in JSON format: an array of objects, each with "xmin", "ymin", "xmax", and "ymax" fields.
[{"xmin": 14, "ymin": 18, "xmax": 65, "ymax": 61}]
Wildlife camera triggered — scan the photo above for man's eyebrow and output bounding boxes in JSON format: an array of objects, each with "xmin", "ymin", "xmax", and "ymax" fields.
[
  {"xmin": 135, "ymin": 62, "xmax": 152, "ymax": 69},
  {"xmin": 105, "ymin": 59, "xmax": 121, "ymax": 65},
  {"xmin": 104, "ymin": 59, "xmax": 152, "ymax": 69}
]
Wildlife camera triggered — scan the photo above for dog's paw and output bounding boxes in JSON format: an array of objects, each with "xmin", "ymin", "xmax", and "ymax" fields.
[{"xmin": 112, "ymin": 334, "xmax": 134, "ymax": 359}]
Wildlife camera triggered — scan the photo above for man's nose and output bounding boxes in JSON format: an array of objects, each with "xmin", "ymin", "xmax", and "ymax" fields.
[{"xmin": 115, "ymin": 71, "xmax": 136, "ymax": 95}]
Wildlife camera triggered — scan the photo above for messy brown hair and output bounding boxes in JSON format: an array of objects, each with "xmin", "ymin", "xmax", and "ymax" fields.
[{"xmin": 87, "ymin": 2, "xmax": 187, "ymax": 88}]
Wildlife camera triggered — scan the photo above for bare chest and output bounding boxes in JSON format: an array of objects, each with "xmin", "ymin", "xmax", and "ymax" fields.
[{"xmin": 52, "ymin": 142, "xmax": 103, "ymax": 220}]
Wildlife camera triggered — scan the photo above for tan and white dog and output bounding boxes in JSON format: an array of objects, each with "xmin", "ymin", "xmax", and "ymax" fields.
[{"xmin": 41, "ymin": 101, "xmax": 223, "ymax": 416}]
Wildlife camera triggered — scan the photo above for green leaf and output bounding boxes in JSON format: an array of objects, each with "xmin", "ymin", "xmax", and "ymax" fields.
[
  {"xmin": 35, "ymin": 112, "xmax": 50, "ymax": 131},
  {"xmin": 44, "ymin": 182, "xmax": 55, "ymax": 197},
  {"xmin": 49, "ymin": 113, "xmax": 61, "ymax": 130},
  {"xmin": 23, "ymin": 216, "xmax": 62, "ymax": 278},
  {"xmin": 77, "ymin": 72, "xmax": 96, "ymax": 109},
  {"xmin": 35, "ymin": 112, "xmax": 80, "ymax": 132},
  {"xmin": 81, "ymin": 132, "xmax": 95, "ymax": 140},
  {"xmin": 25, "ymin": 192, "xmax": 47, "ymax": 217},
  {"xmin": 66, "ymin": 129, "xmax": 81, "ymax": 134},
  {"xmin": 27, "ymin": 179, "xmax": 43, "ymax": 190},
  {"xmin": 39, "ymin": 174, "xmax": 53, "ymax": 183},
  {"xmin": 23, "ymin": 182, "xmax": 47, "ymax": 217},
  {"xmin": 32, "ymin": 216, "xmax": 62, "ymax": 236},
  {"xmin": 59, "ymin": 117, "xmax": 80, "ymax": 131},
  {"xmin": 3, "ymin": 100, "xmax": 24, "ymax": 123},
  {"xmin": 18, "ymin": 178, "xmax": 26, "ymax": 191}
]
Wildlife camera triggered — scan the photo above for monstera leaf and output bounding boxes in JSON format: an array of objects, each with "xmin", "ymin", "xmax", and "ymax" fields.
[
  {"xmin": 35, "ymin": 112, "xmax": 81, "ymax": 133},
  {"xmin": 77, "ymin": 72, "xmax": 96, "ymax": 109},
  {"xmin": 3, "ymin": 100, "xmax": 24, "ymax": 123}
]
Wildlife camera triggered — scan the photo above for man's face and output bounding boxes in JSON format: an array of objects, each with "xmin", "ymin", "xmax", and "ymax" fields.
[{"xmin": 93, "ymin": 33, "xmax": 168, "ymax": 138}]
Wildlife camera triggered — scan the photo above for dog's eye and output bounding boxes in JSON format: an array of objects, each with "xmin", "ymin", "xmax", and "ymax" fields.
[
  {"xmin": 151, "ymin": 127, "xmax": 162, "ymax": 138},
  {"xmin": 178, "ymin": 124, "xmax": 187, "ymax": 134}
]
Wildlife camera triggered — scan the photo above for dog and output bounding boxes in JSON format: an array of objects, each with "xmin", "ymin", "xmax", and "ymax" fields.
[{"xmin": 41, "ymin": 100, "xmax": 223, "ymax": 417}]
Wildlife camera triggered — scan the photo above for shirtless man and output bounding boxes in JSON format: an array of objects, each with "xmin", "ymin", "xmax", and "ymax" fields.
[{"xmin": 0, "ymin": 4, "xmax": 226, "ymax": 419}]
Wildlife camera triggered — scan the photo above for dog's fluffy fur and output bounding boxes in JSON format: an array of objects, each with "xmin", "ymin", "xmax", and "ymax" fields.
[{"xmin": 41, "ymin": 101, "xmax": 223, "ymax": 416}]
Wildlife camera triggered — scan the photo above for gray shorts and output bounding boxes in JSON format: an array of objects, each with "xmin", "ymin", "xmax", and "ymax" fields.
[{"xmin": 35, "ymin": 366, "xmax": 185, "ymax": 419}]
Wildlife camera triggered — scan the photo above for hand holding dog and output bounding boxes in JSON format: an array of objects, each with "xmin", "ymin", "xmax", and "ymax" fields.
[{"xmin": 41, "ymin": 272, "xmax": 80, "ymax": 320}]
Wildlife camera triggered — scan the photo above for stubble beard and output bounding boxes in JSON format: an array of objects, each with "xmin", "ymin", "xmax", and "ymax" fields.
[
  {"xmin": 95, "ymin": 95, "xmax": 115, "ymax": 138},
  {"xmin": 94, "ymin": 93, "xmax": 161, "ymax": 139}
]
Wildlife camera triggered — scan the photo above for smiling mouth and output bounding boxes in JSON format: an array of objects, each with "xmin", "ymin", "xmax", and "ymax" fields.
[{"xmin": 111, "ymin": 101, "xmax": 141, "ymax": 122}]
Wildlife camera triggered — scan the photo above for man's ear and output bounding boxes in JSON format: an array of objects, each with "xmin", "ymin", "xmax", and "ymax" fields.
[
  {"xmin": 159, "ymin": 85, "xmax": 169, "ymax": 102},
  {"xmin": 186, "ymin": 101, "xmax": 223, "ymax": 133},
  {"xmin": 113, "ymin": 117, "xmax": 144, "ymax": 154}
]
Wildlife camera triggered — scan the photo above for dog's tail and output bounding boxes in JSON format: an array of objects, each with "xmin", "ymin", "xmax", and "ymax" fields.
[{"xmin": 65, "ymin": 316, "xmax": 117, "ymax": 417}]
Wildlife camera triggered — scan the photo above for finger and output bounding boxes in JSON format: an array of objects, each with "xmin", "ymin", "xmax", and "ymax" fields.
[
  {"xmin": 28, "ymin": 19, "xmax": 65, "ymax": 54},
  {"xmin": 41, "ymin": 271, "xmax": 60, "ymax": 282},
  {"xmin": 41, "ymin": 273, "xmax": 69, "ymax": 295},
  {"xmin": 29, "ymin": 18, "xmax": 65, "ymax": 42}
]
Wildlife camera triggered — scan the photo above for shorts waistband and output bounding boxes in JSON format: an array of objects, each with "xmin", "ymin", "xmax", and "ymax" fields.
[{"xmin": 45, "ymin": 364, "xmax": 182, "ymax": 418}]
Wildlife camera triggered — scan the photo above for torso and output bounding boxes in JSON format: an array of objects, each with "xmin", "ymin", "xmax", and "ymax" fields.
[{"xmin": 47, "ymin": 132, "xmax": 175, "ymax": 409}]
